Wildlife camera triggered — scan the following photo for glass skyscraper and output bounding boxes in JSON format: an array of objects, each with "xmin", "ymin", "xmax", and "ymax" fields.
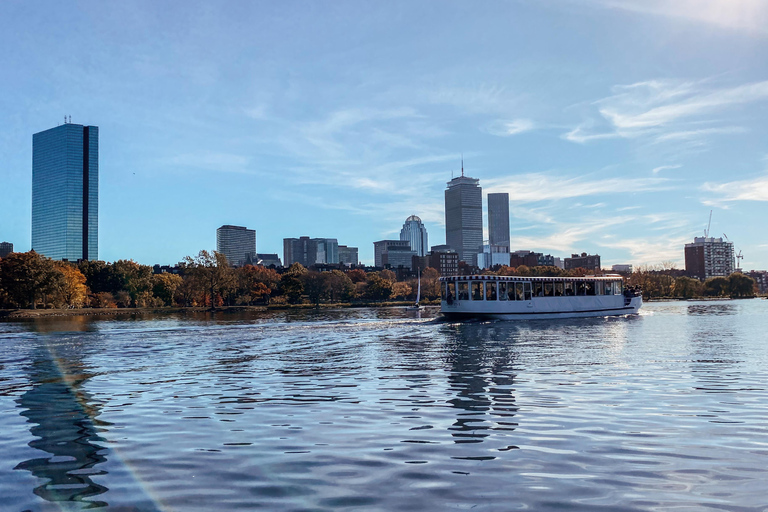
[
  {"xmin": 399, "ymin": 215, "xmax": 429, "ymax": 257},
  {"xmin": 32, "ymin": 123, "xmax": 98, "ymax": 261}
]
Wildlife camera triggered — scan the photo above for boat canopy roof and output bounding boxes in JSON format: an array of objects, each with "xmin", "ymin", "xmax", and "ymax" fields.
[{"xmin": 439, "ymin": 274, "xmax": 623, "ymax": 282}]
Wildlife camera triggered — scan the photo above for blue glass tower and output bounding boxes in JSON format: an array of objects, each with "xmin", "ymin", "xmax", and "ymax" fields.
[{"xmin": 32, "ymin": 123, "xmax": 98, "ymax": 261}]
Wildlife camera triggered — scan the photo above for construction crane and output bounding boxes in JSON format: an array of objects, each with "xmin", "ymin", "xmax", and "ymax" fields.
[{"xmin": 736, "ymin": 250, "xmax": 744, "ymax": 269}]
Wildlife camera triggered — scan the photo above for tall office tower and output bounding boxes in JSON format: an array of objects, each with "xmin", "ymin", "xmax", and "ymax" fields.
[
  {"xmin": 487, "ymin": 193, "xmax": 510, "ymax": 250},
  {"xmin": 685, "ymin": 237, "xmax": 735, "ymax": 279},
  {"xmin": 399, "ymin": 215, "xmax": 429, "ymax": 257},
  {"xmin": 0, "ymin": 241, "xmax": 13, "ymax": 258},
  {"xmin": 445, "ymin": 170, "xmax": 482, "ymax": 267},
  {"xmin": 32, "ymin": 122, "xmax": 98, "ymax": 261},
  {"xmin": 283, "ymin": 237, "xmax": 339, "ymax": 267},
  {"xmin": 216, "ymin": 225, "xmax": 256, "ymax": 267}
]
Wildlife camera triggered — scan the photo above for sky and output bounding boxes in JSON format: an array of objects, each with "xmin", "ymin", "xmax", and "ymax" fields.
[{"xmin": 2, "ymin": 0, "xmax": 768, "ymax": 269}]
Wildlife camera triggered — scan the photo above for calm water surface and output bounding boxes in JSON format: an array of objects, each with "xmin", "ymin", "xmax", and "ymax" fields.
[{"xmin": 1, "ymin": 301, "xmax": 767, "ymax": 511}]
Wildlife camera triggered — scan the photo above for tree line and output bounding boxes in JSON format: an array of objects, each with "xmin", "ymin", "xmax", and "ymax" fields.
[
  {"xmin": 0, "ymin": 252, "xmax": 758, "ymax": 310},
  {"xmin": 0, "ymin": 250, "xmax": 441, "ymax": 310}
]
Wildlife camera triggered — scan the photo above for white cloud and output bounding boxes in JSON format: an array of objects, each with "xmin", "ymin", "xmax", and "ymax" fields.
[
  {"xmin": 564, "ymin": 79, "xmax": 768, "ymax": 144},
  {"xmin": 702, "ymin": 174, "xmax": 768, "ymax": 203},
  {"xmin": 652, "ymin": 164, "xmax": 682, "ymax": 174},
  {"xmin": 485, "ymin": 173, "xmax": 671, "ymax": 203},
  {"xmin": 486, "ymin": 118, "xmax": 534, "ymax": 137},
  {"xmin": 580, "ymin": 0, "xmax": 768, "ymax": 35}
]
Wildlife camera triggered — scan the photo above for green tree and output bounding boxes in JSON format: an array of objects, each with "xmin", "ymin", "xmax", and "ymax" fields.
[
  {"xmin": 280, "ymin": 263, "xmax": 307, "ymax": 304},
  {"xmin": 112, "ymin": 260, "xmax": 154, "ymax": 307},
  {"xmin": 727, "ymin": 272, "xmax": 755, "ymax": 298},
  {"xmin": 673, "ymin": 276, "xmax": 703, "ymax": 299},
  {"xmin": 703, "ymin": 276, "xmax": 729, "ymax": 297},
  {"xmin": 303, "ymin": 271, "xmax": 328, "ymax": 306}
]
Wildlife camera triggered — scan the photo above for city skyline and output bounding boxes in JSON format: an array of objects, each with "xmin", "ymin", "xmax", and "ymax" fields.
[{"xmin": 2, "ymin": 2, "xmax": 768, "ymax": 268}]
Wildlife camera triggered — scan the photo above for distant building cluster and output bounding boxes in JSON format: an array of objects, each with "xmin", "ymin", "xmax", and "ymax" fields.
[{"xmin": 17, "ymin": 121, "xmax": 761, "ymax": 283}]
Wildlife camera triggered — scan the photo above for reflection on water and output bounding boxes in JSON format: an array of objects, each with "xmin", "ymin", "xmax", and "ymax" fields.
[
  {"xmin": 445, "ymin": 325, "xmax": 518, "ymax": 448},
  {"xmin": 2, "ymin": 302, "xmax": 768, "ymax": 511},
  {"xmin": 14, "ymin": 342, "xmax": 109, "ymax": 508},
  {"xmin": 687, "ymin": 303, "xmax": 738, "ymax": 316}
]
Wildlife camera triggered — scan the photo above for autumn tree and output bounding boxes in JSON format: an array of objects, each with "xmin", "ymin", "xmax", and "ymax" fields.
[
  {"xmin": 391, "ymin": 281, "xmax": 412, "ymax": 300},
  {"xmin": 53, "ymin": 262, "xmax": 89, "ymax": 308},
  {"xmin": 420, "ymin": 267, "xmax": 441, "ymax": 300},
  {"xmin": 0, "ymin": 251, "xmax": 63, "ymax": 309},
  {"xmin": 152, "ymin": 273, "xmax": 184, "ymax": 306},
  {"xmin": 364, "ymin": 272, "xmax": 393, "ymax": 301},
  {"xmin": 236, "ymin": 265, "xmax": 281, "ymax": 304},
  {"xmin": 347, "ymin": 268, "xmax": 367, "ymax": 283},
  {"xmin": 324, "ymin": 270, "xmax": 355, "ymax": 302},
  {"xmin": 183, "ymin": 250, "xmax": 234, "ymax": 309}
]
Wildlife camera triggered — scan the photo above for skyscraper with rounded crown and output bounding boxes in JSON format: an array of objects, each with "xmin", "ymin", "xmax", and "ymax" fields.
[{"xmin": 400, "ymin": 215, "xmax": 429, "ymax": 257}]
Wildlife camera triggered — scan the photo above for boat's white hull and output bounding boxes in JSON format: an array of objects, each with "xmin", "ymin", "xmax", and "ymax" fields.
[{"xmin": 441, "ymin": 296, "xmax": 642, "ymax": 320}]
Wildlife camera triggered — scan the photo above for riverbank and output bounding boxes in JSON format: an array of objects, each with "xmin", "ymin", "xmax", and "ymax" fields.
[{"xmin": 0, "ymin": 301, "xmax": 438, "ymax": 319}]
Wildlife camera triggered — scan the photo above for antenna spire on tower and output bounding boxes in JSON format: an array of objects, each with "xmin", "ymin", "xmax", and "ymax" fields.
[{"xmin": 461, "ymin": 153, "xmax": 464, "ymax": 177}]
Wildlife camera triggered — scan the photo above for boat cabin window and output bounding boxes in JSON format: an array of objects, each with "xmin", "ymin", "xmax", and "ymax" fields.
[
  {"xmin": 544, "ymin": 283, "xmax": 554, "ymax": 297},
  {"xmin": 595, "ymin": 281, "xmax": 604, "ymax": 295},
  {"xmin": 576, "ymin": 282, "xmax": 586, "ymax": 295},
  {"xmin": 533, "ymin": 282, "xmax": 543, "ymax": 297},
  {"xmin": 515, "ymin": 282, "xmax": 525, "ymax": 301},
  {"xmin": 471, "ymin": 281, "xmax": 483, "ymax": 300},
  {"xmin": 585, "ymin": 281, "xmax": 596, "ymax": 295},
  {"xmin": 615, "ymin": 281, "xmax": 623, "ymax": 295},
  {"xmin": 499, "ymin": 282, "xmax": 508, "ymax": 301},
  {"xmin": 524, "ymin": 282, "xmax": 532, "ymax": 300},
  {"xmin": 564, "ymin": 281, "xmax": 575, "ymax": 296},
  {"xmin": 458, "ymin": 282, "xmax": 469, "ymax": 301},
  {"xmin": 555, "ymin": 282, "xmax": 564, "ymax": 296},
  {"xmin": 445, "ymin": 282, "xmax": 456, "ymax": 301},
  {"xmin": 486, "ymin": 281, "xmax": 497, "ymax": 300}
]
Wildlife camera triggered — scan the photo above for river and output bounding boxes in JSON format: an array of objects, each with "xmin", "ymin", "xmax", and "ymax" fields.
[{"xmin": 1, "ymin": 300, "xmax": 767, "ymax": 511}]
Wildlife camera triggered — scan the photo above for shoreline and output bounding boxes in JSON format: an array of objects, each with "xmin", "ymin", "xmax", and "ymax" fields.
[{"xmin": 0, "ymin": 302, "xmax": 438, "ymax": 320}]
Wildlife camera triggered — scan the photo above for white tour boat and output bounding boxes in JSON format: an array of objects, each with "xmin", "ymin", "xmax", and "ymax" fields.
[{"xmin": 439, "ymin": 275, "xmax": 642, "ymax": 320}]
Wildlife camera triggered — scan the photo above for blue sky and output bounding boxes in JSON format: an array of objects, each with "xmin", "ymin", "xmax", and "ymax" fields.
[{"xmin": 2, "ymin": 0, "xmax": 768, "ymax": 268}]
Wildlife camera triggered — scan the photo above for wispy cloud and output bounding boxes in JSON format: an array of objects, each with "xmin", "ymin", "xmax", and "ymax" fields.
[
  {"xmin": 486, "ymin": 118, "xmax": 534, "ymax": 137},
  {"xmin": 701, "ymin": 174, "xmax": 768, "ymax": 204},
  {"xmin": 580, "ymin": 0, "xmax": 768, "ymax": 35},
  {"xmin": 652, "ymin": 164, "xmax": 681, "ymax": 175},
  {"xmin": 564, "ymin": 79, "xmax": 768, "ymax": 145},
  {"xmin": 485, "ymin": 173, "xmax": 672, "ymax": 203}
]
